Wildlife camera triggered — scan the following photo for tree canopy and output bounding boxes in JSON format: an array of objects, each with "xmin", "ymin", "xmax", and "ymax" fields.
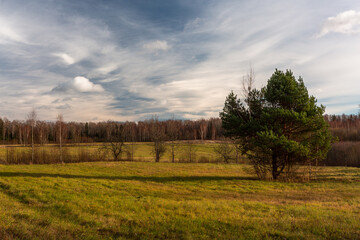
[{"xmin": 220, "ymin": 69, "xmax": 333, "ymax": 180}]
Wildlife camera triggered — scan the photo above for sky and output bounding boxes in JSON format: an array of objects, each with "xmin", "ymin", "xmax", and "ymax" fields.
[{"xmin": 0, "ymin": 0, "xmax": 359, "ymax": 122}]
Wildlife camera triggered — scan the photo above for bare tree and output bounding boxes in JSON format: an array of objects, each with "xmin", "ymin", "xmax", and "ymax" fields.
[
  {"xmin": 37, "ymin": 121, "xmax": 48, "ymax": 145},
  {"xmin": 199, "ymin": 119, "xmax": 208, "ymax": 142},
  {"xmin": 24, "ymin": 124, "xmax": 30, "ymax": 146},
  {"xmin": 210, "ymin": 118, "xmax": 217, "ymax": 140},
  {"xmin": 167, "ymin": 117, "xmax": 179, "ymax": 163},
  {"xmin": 182, "ymin": 131, "xmax": 197, "ymax": 163},
  {"xmin": 150, "ymin": 117, "xmax": 166, "ymax": 162},
  {"xmin": 242, "ymin": 67, "xmax": 255, "ymax": 99},
  {"xmin": 233, "ymin": 140, "xmax": 241, "ymax": 164},
  {"xmin": 242, "ymin": 67, "xmax": 257, "ymax": 121},
  {"xmin": 56, "ymin": 114, "xmax": 64, "ymax": 163},
  {"xmin": 125, "ymin": 122, "xmax": 137, "ymax": 161},
  {"xmin": 27, "ymin": 109, "xmax": 37, "ymax": 164},
  {"xmin": 103, "ymin": 123, "xmax": 126, "ymax": 161},
  {"xmin": 107, "ymin": 140, "xmax": 126, "ymax": 161},
  {"xmin": 184, "ymin": 140, "xmax": 197, "ymax": 163},
  {"xmin": 104, "ymin": 137, "xmax": 126, "ymax": 161},
  {"xmin": 214, "ymin": 138, "xmax": 234, "ymax": 163}
]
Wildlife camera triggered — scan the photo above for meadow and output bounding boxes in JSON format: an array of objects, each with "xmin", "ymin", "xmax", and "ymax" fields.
[
  {"xmin": 0, "ymin": 142, "xmax": 231, "ymax": 164},
  {"xmin": 0, "ymin": 162, "xmax": 359, "ymax": 239}
]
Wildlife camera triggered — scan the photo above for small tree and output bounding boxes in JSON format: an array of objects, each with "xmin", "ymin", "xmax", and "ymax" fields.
[
  {"xmin": 125, "ymin": 123, "xmax": 137, "ymax": 161},
  {"xmin": 150, "ymin": 117, "xmax": 166, "ymax": 162},
  {"xmin": 105, "ymin": 138, "xmax": 126, "ymax": 161},
  {"xmin": 220, "ymin": 69, "xmax": 333, "ymax": 180},
  {"xmin": 103, "ymin": 123, "xmax": 126, "ymax": 161},
  {"xmin": 27, "ymin": 109, "xmax": 37, "ymax": 164},
  {"xmin": 214, "ymin": 138, "xmax": 234, "ymax": 163},
  {"xmin": 199, "ymin": 119, "xmax": 208, "ymax": 142},
  {"xmin": 56, "ymin": 114, "xmax": 64, "ymax": 163},
  {"xmin": 167, "ymin": 117, "xmax": 179, "ymax": 163},
  {"xmin": 182, "ymin": 131, "xmax": 197, "ymax": 163},
  {"xmin": 186, "ymin": 141, "xmax": 197, "ymax": 163},
  {"xmin": 233, "ymin": 140, "xmax": 241, "ymax": 164}
]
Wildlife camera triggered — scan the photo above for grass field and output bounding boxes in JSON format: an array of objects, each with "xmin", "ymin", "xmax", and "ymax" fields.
[
  {"xmin": 0, "ymin": 162, "xmax": 359, "ymax": 239},
  {"xmin": 0, "ymin": 142, "xmax": 232, "ymax": 164}
]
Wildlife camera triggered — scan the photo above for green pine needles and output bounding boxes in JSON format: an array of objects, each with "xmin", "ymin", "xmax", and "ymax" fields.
[{"xmin": 220, "ymin": 69, "xmax": 334, "ymax": 180}]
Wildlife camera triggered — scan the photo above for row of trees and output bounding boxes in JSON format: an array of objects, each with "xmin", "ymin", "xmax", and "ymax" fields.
[
  {"xmin": 0, "ymin": 112, "xmax": 357, "ymax": 147},
  {"xmin": 324, "ymin": 114, "xmax": 360, "ymax": 141},
  {"xmin": 0, "ymin": 116, "xmax": 222, "ymax": 145}
]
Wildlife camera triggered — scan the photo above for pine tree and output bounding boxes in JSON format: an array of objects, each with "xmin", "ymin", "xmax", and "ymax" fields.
[{"xmin": 220, "ymin": 69, "xmax": 333, "ymax": 180}]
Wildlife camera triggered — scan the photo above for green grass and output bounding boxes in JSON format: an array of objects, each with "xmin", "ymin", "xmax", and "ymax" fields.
[{"xmin": 0, "ymin": 162, "xmax": 359, "ymax": 239}]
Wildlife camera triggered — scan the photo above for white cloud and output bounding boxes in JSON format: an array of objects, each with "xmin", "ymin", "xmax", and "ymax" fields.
[
  {"xmin": 318, "ymin": 10, "xmax": 360, "ymax": 37},
  {"xmin": 53, "ymin": 52, "xmax": 75, "ymax": 65},
  {"xmin": 53, "ymin": 76, "xmax": 104, "ymax": 93},
  {"xmin": 143, "ymin": 40, "xmax": 170, "ymax": 52},
  {"xmin": 73, "ymin": 76, "xmax": 104, "ymax": 92}
]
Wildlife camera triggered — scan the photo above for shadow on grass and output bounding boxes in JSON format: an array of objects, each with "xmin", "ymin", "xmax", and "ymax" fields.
[{"xmin": 0, "ymin": 172, "xmax": 256, "ymax": 182}]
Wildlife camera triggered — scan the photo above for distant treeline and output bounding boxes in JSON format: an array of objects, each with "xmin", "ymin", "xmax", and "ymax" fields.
[
  {"xmin": 325, "ymin": 114, "xmax": 360, "ymax": 141},
  {"xmin": 0, "ymin": 114, "xmax": 360, "ymax": 144},
  {"xmin": 0, "ymin": 117, "xmax": 223, "ymax": 144},
  {"xmin": 0, "ymin": 114, "xmax": 360, "ymax": 167},
  {"xmin": 324, "ymin": 114, "xmax": 360, "ymax": 167},
  {"xmin": 325, "ymin": 142, "xmax": 360, "ymax": 167}
]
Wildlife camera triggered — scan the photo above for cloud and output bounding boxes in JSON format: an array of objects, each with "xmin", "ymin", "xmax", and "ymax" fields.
[
  {"xmin": 318, "ymin": 10, "xmax": 360, "ymax": 37},
  {"xmin": 52, "ymin": 76, "xmax": 104, "ymax": 93},
  {"xmin": 53, "ymin": 52, "xmax": 75, "ymax": 65},
  {"xmin": 143, "ymin": 40, "xmax": 170, "ymax": 52},
  {"xmin": 0, "ymin": 17, "xmax": 26, "ymax": 44},
  {"xmin": 0, "ymin": 0, "xmax": 359, "ymax": 121},
  {"xmin": 184, "ymin": 18, "xmax": 203, "ymax": 32},
  {"xmin": 56, "ymin": 103, "xmax": 71, "ymax": 109}
]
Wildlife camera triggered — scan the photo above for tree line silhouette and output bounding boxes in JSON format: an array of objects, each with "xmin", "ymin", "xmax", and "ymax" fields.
[
  {"xmin": 0, "ymin": 116, "xmax": 223, "ymax": 144},
  {"xmin": 0, "ymin": 114, "xmax": 359, "ymax": 145}
]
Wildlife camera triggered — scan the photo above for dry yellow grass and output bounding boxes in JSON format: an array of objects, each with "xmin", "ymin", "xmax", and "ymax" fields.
[{"xmin": 0, "ymin": 162, "xmax": 359, "ymax": 239}]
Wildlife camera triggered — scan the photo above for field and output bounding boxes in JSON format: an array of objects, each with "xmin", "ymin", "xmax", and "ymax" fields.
[
  {"xmin": 0, "ymin": 162, "xmax": 359, "ymax": 239},
  {"xmin": 0, "ymin": 142, "xmax": 234, "ymax": 164}
]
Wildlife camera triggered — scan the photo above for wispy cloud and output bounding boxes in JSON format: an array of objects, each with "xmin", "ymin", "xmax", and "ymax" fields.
[
  {"xmin": 143, "ymin": 40, "xmax": 170, "ymax": 52},
  {"xmin": 53, "ymin": 52, "xmax": 75, "ymax": 65},
  {"xmin": 0, "ymin": 0, "xmax": 359, "ymax": 121}
]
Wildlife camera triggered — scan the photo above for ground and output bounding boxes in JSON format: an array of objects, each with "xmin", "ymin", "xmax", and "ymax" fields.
[{"xmin": 0, "ymin": 162, "xmax": 359, "ymax": 239}]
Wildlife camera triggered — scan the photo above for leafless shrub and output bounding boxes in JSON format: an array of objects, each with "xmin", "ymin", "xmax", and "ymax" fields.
[
  {"xmin": 150, "ymin": 117, "xmax": 166, "ymax": 162},
  {"xmin": 126, "ymin": 142, "xmax": 137, "ymax": 161},
  {"xmin": 182, "ymin": 140, "xmax": 197, "ymax": 163},
  {"xmin": 214, "ymin": 139, "xmax": 234, "ymax": 163},
  {"xmin": 103, "ymin": 141, "xmax": 126, "ymax": 161}
]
